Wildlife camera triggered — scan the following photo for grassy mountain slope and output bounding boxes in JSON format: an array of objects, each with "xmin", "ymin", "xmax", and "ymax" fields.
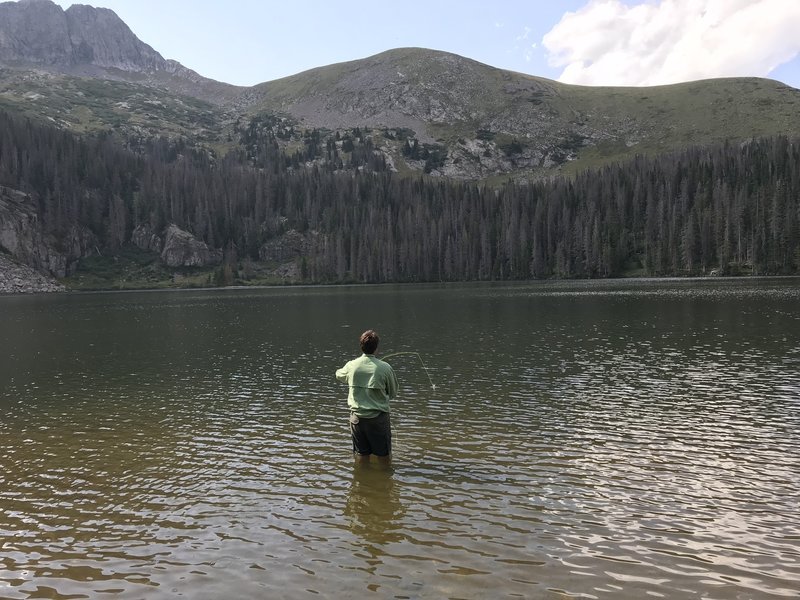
[
  {"xmin": 1, "ymin": 47, "xmax": 799, "ymax": 181},
  {"xmin": 558, "ymin": 76, "xmax": 800, "ymax": 171},
  {"xmin": 0, "ymin": 68, "xmax": 230, "ymax": 145},
  {"xmin": 248, "ymin": 48, "xmax": 800, "ymax": 179}
]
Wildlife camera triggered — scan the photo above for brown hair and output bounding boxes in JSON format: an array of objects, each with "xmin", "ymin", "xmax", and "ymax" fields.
[{"xmin": 360, "ymin": 329, "xmax": 380, "ymax": 354}]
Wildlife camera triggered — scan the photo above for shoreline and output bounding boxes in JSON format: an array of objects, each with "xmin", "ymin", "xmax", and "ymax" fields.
[{"xmin": 3, "ymin": 270, "xmax": 799, "ymax": 297}]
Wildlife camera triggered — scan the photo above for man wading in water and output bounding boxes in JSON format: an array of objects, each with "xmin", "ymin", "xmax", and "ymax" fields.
[{"xmin": 336, "ymin": 330, "xmax": 398, "ymax": 464}]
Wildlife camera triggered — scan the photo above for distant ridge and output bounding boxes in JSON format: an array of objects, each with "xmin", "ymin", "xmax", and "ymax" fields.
[
  {"xmin": 247, "ymin": 47, "xmax": 800, "ymax": 178},
  {"xmin": 0, "ymin": 2, "xmax": 799, "ymax": 181}
]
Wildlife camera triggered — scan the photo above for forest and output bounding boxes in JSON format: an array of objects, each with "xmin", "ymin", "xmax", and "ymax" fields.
[{"xmin": 1, "ymin": 108, "xmax": 799, "ymax": 283}]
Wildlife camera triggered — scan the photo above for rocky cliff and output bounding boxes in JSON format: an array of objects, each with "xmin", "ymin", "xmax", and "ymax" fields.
[
  {"xmin": 0, "ymin": 0, "xmax": 241, "ymax": 103},
  {"xmin": 0, "ymin": 185, "xmax": 94, "ymax": 279},
  {"xmin": 0, "ymin": 0, "xmax": 165, "ymax": 72}
]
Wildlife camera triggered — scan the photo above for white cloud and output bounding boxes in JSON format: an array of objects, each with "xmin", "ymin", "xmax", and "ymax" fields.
[
  {"xmin": 525, "ymin": 43, "xmax": 538, "ymax": 63},
  {"xmin": 542, "ymin": 0, "xmax": 800, "ymax": 86}
]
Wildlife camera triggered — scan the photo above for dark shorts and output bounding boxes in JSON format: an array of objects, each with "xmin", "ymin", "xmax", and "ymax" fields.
[{"xmin": 350, "ymin": 411, "xmax": 392, "ymax": 456}]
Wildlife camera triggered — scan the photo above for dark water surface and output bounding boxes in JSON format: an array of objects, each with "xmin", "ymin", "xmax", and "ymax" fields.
[{"xmin": 1, "ymin": 279, "xmax": 799, "ymax": 599}]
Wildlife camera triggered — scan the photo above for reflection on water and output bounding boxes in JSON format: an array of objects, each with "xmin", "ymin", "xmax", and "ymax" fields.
[
  {"xmin": 345, "ymin": 463, "xmax": 404, "ymax": 547},
  {"xmin": 1, "ymin": 279, "xmax": 799, "ymax": 598}
]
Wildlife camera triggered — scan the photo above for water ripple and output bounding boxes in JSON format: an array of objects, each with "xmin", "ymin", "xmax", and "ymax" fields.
[{"xmin": 1, "ymin": 280, "xmax": 799, "ymax": 598}]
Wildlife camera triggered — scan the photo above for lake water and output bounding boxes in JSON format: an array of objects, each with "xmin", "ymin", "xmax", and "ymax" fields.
[{"xmin": 1, "ymin": 279, "xmax": 799, "ymax": 599}]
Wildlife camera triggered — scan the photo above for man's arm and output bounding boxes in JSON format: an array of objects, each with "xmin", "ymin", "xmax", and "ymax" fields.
[{"xmin": 335, "ymin": 363, "xmax": 349, "ymax": 383}]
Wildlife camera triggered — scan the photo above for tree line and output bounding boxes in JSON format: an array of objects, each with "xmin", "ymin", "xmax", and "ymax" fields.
[{"xmin": 1, "ymin": 109, "xmax": 798, "ymax": 282}]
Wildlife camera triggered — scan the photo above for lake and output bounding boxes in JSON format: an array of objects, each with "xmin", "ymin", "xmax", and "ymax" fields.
[{"xmin": 1, "ymin": 279, "xmax": 799, "ymax": 599}]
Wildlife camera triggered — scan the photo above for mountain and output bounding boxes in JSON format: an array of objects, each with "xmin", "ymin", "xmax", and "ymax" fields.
[
  {"xmin": 2, "ymin": 1, "xmax": 799, "ymax": 182},
  {"xmin": 0, "ymin": 0, "xmax": 164, "ymax": 72},
  {"xmin": 0, "ymin": 0, "xmax": 242, "ymax": 103},
  {"xmin": 249, "ymin": 47, "xmax": 800, "ymax": 179},
  {"xmin": 1, "ymin": 0, "xmax": 799, "ymax": 291}
]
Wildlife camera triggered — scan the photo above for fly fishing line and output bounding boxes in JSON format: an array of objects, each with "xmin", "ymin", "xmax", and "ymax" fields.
[
  {"xmin": 381, "ymin": 351, "xmax": 436, "ymax": 454},
  {"xmin": 381, "ymin": 351, "xmax": 436, "ymax": 390}
]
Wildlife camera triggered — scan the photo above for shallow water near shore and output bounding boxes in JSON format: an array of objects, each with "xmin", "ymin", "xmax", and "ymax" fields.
[{"xmin": 1, "ymin": 278, "xmax": 799, "ymax": 599}]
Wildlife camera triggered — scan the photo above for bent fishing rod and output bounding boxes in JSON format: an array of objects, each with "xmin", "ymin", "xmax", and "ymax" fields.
[{"xmin": 381, "ymin": 351, "xmax": 436, "ymax": 390}]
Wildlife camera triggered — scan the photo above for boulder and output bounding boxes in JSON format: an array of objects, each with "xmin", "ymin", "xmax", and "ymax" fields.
[
  {"xmin": 258, "ymin": 229, "xmax": 309, "ymax": 262},
  {"xmin": 160, "ymin": 224, "xmax": 220, "ymax": 267}
]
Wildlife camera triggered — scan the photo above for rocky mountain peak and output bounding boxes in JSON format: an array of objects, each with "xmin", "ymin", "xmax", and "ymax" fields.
[{"xmin": 0, "ymin": 0, "xmax": 166, "ymax": 72}]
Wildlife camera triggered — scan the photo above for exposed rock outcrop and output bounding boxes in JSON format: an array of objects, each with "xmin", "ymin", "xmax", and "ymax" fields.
[
  {"xmin": 131, "ymin": 223, "xmax": 163, "ymax": 253},
  {"xmin": 0, "ymin": 0, "xmax": 166, "ymax": 72},
  {"xmin": 259, "ymin": 230, "xmax": 310, "ymax": 263},
  {"xmin": 0, "ymin": 185, "xmax": 94, "ymax": 277},
  {"xmin": 160, "ymin": 224, "xmax": 221, "ymax": 267},
  {"xmin": 0, "ymin": 253, "xmax": 64, "ymax": 293},
  {"xmin": 0, "ymin": 0, "xmax": 242, "ymax": 105},
  {"xmin": 64, "ymin": 3, "xmax": 166, "ymax": 72}
]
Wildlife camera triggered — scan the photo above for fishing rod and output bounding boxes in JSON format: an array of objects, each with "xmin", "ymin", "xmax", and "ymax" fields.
[{"xmin": 381, "ymin": 351, "xmax": 436, "ymax": 390}]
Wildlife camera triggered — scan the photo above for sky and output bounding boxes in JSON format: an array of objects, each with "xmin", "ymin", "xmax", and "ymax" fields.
[{"xmin": 50, "ymin": 0, "xmax": 800, "ymax": 90}]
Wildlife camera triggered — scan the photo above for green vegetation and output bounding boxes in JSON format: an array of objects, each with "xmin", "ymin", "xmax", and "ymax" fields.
[
  {"xmin": 3, "ymin": 49, "xmax": 800, "ymax": 290},
  {"xmin": 5, "ymin": 106, "xmax": 798, "ymax": 287},
  {"xmin": 4, "ymin": 51, "xmax": 800, "ymax": 184},
  {"xmin": 245, "ymin": 50, "xmax": 800, "ymax": 181},
  {"xmin": 67, "ymin": 246, "xmax": 199, "ymax": 290},
  {"xmin": 0, "ymin": 70, "xmax": 228, "ymax": 146},
  {"xmin": 64, "ymin": 246, "xmax": 303, "ymax": 290},
  {"xmin": 497, "ymin": 137, "xmax": 527, "ymax": 157}
]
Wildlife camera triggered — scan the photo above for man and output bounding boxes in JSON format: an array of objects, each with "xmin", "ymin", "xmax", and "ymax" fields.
[{"xmin": 336, "ymin": 329, "xmax": 398, "ymax": 463}]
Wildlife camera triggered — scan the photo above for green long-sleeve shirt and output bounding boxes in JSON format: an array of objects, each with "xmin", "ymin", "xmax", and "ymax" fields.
[{"xmin": 336, "ymin": 354, "xmax": 398, "ymax": 418}]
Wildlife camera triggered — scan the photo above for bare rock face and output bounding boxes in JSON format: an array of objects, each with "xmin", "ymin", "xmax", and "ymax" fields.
[
  {"xmin": 131, "ymin": 224, "xmax": 163, "ymax": 253},
  {"xmin": 258, "ymin": 230, "xmax": 310, "ymax": 262},
  {"xmin": 0, "ymin": 0, "xmax": 166, "ymax": 72},
  {"xmin": 160, "ymin": 224, "xmax": 221, "ymax": 267},
  {"xmin": 65, "ymin": 4, "xmax": 166, "ymax": 72},
  {"xmin": 0, "ymin": 253, "xmax": 64, "ymax": 293},
  {"xmin": 0, "ymin": 0, "xmax": 72, "ymax": 66},
  {"xmin": 0, "ymin": 185, "xmax": 94, "ymax": 278},
  {"xmin": 0, "ymin": 0, "xmax": 241, "ymax": 105}
]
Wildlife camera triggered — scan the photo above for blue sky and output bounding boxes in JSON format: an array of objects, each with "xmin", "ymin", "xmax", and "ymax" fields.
[{"xmin": 51, "ymin": 0, "xmax": 800, "ymax": 90}]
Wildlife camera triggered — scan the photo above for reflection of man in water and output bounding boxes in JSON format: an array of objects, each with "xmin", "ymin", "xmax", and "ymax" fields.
[
  {"xmin": 336, "ymin": 330, "xmax": 398, "ymax": 464},
  {"xmin": 344, "ymin": 462, "xmax": 404, "ymax": 547}
]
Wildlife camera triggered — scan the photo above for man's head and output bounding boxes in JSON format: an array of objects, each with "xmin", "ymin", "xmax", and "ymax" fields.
[{"xmin": 360, "ymin": 329, "xmax": 380, "ymax": 354}]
